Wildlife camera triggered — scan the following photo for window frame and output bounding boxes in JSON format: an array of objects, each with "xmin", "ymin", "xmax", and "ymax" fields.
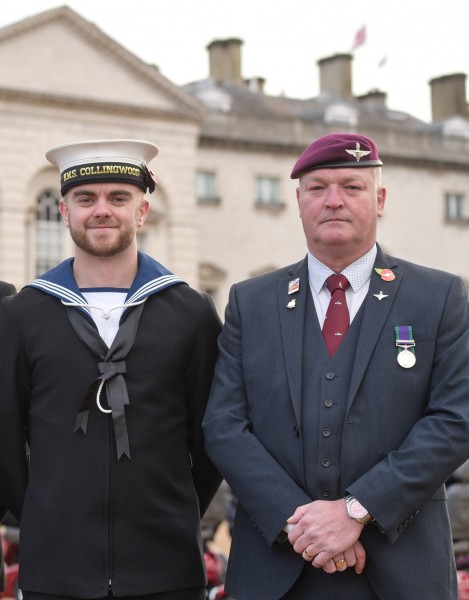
[
  {"xmin": 255, "ymin": 175, "xmax": 285, "ymax": 209},
  {"xmin": 35, "ymin": 188, "xmax": 65, "ymax": 276},
  {"xmin": 196, "ymin": 170, "xmax": 220, "ymax": 205}
]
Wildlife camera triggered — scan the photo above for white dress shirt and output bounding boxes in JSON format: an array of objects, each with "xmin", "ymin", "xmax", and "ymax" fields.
[{"xmin": 307, "ymin": 245, "xmax": 377, "ymax": 328}]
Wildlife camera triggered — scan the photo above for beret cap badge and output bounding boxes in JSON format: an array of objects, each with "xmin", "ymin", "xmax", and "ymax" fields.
[
  {"xmin": 345, "ymin": 142, "xmax": 371, "ymax": 162},
  {"xmin": 290, "ymin": 132, "xmax": 382, "ymax": 179}
]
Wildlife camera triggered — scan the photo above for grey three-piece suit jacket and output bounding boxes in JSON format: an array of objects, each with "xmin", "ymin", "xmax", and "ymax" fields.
[{"xmin": 203, "ymin": 246, "xmax": 469, "ymax": 600}]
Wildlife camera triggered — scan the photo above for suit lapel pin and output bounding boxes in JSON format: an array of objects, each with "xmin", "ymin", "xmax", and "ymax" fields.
[
  {"xmin": 373, "ymin": 291, "xmax": 389, "ymax": 301},
  {"xmin": 286, "ymin": 299, "xmax": 296, "ymax": 309},
  {"xmin": 374, "ymin": 268, "xmax": 395, "ymax": 282},
  {"xmin": 288, "ymin": 278, "xmax": 300, "ymax": 294}
]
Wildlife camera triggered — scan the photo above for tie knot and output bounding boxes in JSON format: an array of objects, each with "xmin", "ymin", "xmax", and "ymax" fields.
[{"xmin": 325, "ymin": 274, "xmax": 350, "ymax": 294}]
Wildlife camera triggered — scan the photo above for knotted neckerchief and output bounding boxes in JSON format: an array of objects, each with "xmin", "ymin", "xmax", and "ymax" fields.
[
  {"xmin": 28, "ymin": 254, "xmax": 184, "ymax": 459},
  {"xmin": 66, "ymin": 301, "xmax": 145, "ymax": 460}
]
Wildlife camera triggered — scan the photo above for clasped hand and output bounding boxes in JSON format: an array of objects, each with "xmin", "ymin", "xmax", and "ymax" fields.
[{"xmin": 287, "ymin": 499, "xmax": 366, "ymax": 574}]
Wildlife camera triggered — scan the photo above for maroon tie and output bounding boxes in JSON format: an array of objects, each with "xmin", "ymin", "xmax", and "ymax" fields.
[{"xmin": 322, "ymin": 274, "xmax": 350, "ymax": 356}]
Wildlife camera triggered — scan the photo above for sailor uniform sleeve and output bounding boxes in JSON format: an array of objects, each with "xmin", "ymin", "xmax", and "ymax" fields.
[{"xmin": 186, "ymin": 292, "xmax": 223, "ymax": 516}]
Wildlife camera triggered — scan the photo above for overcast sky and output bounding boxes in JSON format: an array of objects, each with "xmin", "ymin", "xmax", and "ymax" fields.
[{"xmin": 2, "ymin": 1, "xmax": 468, "ymax": 122}]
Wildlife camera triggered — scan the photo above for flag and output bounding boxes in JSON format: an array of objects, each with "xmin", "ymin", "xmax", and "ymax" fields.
[{"xmin": 351, "ymin": 25, "xmax": 366, "ymax": 51}]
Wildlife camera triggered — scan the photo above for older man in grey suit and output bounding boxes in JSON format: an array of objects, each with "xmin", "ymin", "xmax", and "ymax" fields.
[{"xmin": 203, "ymin": 133, "xmax": 469, "ymax": 600}]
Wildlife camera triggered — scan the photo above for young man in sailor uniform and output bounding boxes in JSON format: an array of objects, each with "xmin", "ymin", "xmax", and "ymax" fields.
[{"xmin": 0, "ymin": 140, "xmax": 222, "ymax": 600}]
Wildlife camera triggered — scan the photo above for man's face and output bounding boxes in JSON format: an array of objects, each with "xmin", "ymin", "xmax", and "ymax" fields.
[
  {"xmin": 59, "ymin": 182, "xmax": 149, "ymax": 257},
  {"xmin": 296, "ymin": 167, "xmax": 386, "ymax": 262}
]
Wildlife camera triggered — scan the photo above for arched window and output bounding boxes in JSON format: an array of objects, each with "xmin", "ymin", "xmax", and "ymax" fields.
[{"xmin": 36, "ymin": 188, "xmax": 64, "ymax": 276}]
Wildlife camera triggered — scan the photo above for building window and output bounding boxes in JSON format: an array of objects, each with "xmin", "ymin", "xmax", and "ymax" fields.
[
  {"xmin": 197, "ymin": 171, "xmax": 219, "ymax": 204},
  {"xmin": 255, "ymin": 176, "xmax": 284, "ymax": 208},
  {"xmin": 36, "ymin": 188, "xmax": 65, "ymax": 276},
  {"xmin": 445, "ymin": 193, "xmax": 469, "ymax": 223}
]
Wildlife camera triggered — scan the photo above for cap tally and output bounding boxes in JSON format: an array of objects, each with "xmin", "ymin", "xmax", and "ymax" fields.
[
  {"xmin": 46, "ymin": 139, "xmax": 159, "ymax": 195},
  {"xmin": 291, "ymin": 133, "xmax": 382, "ymax": 179}
]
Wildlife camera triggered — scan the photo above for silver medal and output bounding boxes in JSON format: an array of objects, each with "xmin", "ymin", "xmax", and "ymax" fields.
[{"xmin": 397, "ymin": 349, "xmax": 416, "ymax": 368}]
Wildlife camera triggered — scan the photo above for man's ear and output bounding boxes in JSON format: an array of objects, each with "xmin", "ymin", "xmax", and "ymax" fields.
[
  {"xmin": 59, "ymin": 198, "xmax": 69, "ymax": 227},
  {"xmin": 137, "ymin": 198, "xmax": 150, "ymax": 228},
  {"xmin": 377, "ymin": 187, "xmax": 386, "ymax": 217}
]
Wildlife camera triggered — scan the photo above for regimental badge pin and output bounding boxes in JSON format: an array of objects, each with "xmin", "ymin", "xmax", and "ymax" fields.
[
  {"xmin": 286, "ymin": 299, "xmax": 296, "ymax": 309},
  {"xmin": 345, "ymin": 142, "xmax": 371, "ymax": 162},
  {"xmin": 373, "ymin": 291, "xmax": 389, "ymax": 301},
  {"xmin": 288, "ymin": 278, "xmax": 300, "ymax": 294},
  {"xmin": 374, "ymin": 268, "xmax": 395, "ymax": 282}
]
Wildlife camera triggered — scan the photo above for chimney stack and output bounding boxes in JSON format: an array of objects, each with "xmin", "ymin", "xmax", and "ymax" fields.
[
  {"xmin": 429, "ymin": 73, "xmax": 468, "ymax": 121},
  {"xmin": 207, "ymin": 38, "xmax": 243, "ymax": 86},
  {"xmin": 245, "ymin": 77, "xmax": 266, "ymax": 94},
  {"xmin": 317, "ymin": 54, "xmax": 353, "ymax": 99},
  {"xmin": 357, "ymin": 89, "xmax": 387, "ymax": 107}
]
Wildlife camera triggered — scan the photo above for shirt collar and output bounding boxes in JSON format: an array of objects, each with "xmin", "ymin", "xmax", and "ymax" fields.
[{"xmin": 308, "ymin": 244, "xmax": 377, "ymax": 294}]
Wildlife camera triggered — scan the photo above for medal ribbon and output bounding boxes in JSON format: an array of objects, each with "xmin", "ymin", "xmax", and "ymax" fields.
[{"xmin": 394, "ymin": 325, "xmax": 416, "ymax": 356}]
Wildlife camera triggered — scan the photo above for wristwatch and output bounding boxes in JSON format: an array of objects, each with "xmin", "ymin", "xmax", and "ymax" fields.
[{"xmin": 345, "ymin": 495, "xmax": 373, "ymax": 525}]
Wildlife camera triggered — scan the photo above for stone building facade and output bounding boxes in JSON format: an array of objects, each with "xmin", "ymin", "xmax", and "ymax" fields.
[{"xmin": 1, "ymin": 6, "xmax": 468, "ymax": 314}]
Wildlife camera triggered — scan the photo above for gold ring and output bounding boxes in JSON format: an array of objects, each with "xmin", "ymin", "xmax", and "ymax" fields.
[
  {"xmin": 335, "ymin": 558, "xmax": 346, "ymax": 569},
  {"xmin": 303, "ymin": 548, "xmax": 314, "ymax": 560}
]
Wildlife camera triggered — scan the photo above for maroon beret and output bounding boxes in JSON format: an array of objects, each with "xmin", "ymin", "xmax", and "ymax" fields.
[{"xmin": 291, "ymin": 132, "xmax": 383, "ymax": 179}]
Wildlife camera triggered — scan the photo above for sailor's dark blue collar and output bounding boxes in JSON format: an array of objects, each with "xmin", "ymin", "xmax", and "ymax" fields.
[{"xmin": 28, "ymin": 252, "xmax": 184, "ymax": 317}]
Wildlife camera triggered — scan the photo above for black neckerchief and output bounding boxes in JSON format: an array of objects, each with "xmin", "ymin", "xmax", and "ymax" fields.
[{"xmin": 67, "ymin": 302, "xmax": 145, "ymax": 460}]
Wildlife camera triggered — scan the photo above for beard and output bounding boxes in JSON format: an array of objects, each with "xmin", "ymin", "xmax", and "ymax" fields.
[{"xmin": 68, "ymin": 220, "xmax": 138, "ymax": 257}]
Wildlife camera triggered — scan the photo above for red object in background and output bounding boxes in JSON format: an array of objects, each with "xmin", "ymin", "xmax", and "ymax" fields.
[
  {"xmin": 351, "ymin": 26, "xmax": 366, "ymax": 50},
  {"xmin": 204, "ymin": 545, "xmax": 231, "ymax": 599},
  {"xmin": 1, "ymin": 533, "xmax": 19, "ymax": 599},
  {"xmin": 1, "ymin": 563, "xmax": 19, "ymax": 599},
  {"xmin": 458, "ymin": 570, "xmax": 469, "ymax": 600}
]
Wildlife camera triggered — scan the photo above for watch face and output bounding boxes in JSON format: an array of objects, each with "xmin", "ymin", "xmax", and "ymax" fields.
[{"xmin": 350, "ymin": 500, "xmax": 368, "ymax": 519}]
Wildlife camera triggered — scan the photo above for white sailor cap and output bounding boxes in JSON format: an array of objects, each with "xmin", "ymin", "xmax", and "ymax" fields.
[{"xmin": 46, "ymin": 139, "xmax": 159, "ymax": 195}]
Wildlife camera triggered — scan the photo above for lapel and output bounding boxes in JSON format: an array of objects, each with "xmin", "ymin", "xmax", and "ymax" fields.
[
  {"xmin": 278, "ymin": 258, "xmax": 309, "ymax": 426},
  {"xmin": 346, "ymin": 246, "xmax": 403, "ymax": 410}
]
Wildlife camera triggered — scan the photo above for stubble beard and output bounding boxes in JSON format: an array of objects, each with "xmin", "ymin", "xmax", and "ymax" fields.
[{"xmin": 69, "ymin": 222, "xmax": 137, "ymax": 257}]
